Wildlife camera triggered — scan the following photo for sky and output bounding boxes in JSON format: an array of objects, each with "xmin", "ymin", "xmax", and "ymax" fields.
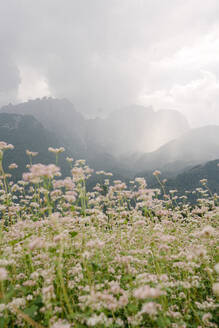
[{"xmin": 1, "ymin": 0, "xmax": 219, "ymax": 126}]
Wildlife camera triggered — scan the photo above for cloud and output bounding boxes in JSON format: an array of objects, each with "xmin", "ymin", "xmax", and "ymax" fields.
[
  {"xmin": 138, "ymin": 71, "xmax": 219, "ymax": 127},
  {"xmin": 17, "ymin": 66, "xmax": 51, "ymax": 102},
  {"xmin": 0, "ymin": 0, "xmax": 219, "ymax": 125}
]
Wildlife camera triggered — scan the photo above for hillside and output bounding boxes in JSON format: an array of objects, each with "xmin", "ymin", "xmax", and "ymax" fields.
[
  {"xmin": 166, "ymin": 159, "xmax": 219, "ymax": 199},
  {"xmin": 136, "ymin": 125, "xmax": 219, "ymax": 174},
  {"xmin": 1, "ymin": 98, "xmax": 190, "ymax": 157},
  {"xmin": 0, "ymin": 112, "xmax": 71, "ymax": 180}
]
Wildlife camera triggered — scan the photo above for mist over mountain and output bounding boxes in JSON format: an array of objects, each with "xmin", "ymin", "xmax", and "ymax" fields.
[
  {"xmin": 1, "ymin": 98, "xmax": 86, "ymax": 157},
  {"xmin": 1, "ymin": 97, "xmax": 219, "ymax": 192},
  {"xmin": 87, "ymin": 105, "xmax": 189, "ymax": 155},
  {"xmin": 137, "ymin": 125, "xmax": 219, "ymax": 174},
  {"xmin": 1, "ymin": 97, "xmax": 190, "ymax": 156}
]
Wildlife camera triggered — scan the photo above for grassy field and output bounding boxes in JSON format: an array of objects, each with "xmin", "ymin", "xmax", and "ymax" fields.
[{"xmin": 0, "ymin": 144, "xmax": 218, "ymax": 327}]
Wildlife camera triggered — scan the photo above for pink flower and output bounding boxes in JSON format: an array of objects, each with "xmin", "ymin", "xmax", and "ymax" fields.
[
  {"xmin": 133, "ymin": 285, "xmax": 165, "ymax": 299},
  {"xmin": 9, "ymin": 163, "xmax": 18, "ymax": 169},
  {"xmin": 48, "ymin": 147, "xmax": 65, "ymax": 154},
  {"xmin": 0, "ymin": 267, "xmax": 8, "ymax": 280}
]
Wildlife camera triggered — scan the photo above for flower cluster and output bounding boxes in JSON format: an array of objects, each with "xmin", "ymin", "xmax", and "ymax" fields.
[{"xmin": 0, "ymin": 142, "xmax": 218, "ymax": 327}]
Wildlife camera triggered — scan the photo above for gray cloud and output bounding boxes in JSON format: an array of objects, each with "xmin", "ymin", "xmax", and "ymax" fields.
[{"xmin": 1, "ymin": 0, "xmax": 219, "ymax": 124}]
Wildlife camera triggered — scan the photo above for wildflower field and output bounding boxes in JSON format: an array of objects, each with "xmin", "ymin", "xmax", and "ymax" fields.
[{"xmin": 0, "ymin": 143, "xmax": 218, "ymax": 328}]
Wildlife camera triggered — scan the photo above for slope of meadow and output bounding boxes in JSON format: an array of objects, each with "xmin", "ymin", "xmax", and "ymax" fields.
[{"xmin": 0, "ymin": 143, "xmax": 218, "ymax": 328}]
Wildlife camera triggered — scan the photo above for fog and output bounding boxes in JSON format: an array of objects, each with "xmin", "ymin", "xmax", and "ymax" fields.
[{"xmin": 1, "ymin": 1, "xmax": 219, "ymax": 127}]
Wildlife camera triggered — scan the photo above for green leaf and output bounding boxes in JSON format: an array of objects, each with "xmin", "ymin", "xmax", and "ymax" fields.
[
  {"xmin": 24, "ymin": 305, "xmax": 38, "ymax": 319},
  {"xmin": 0, "ymin": 317, "xmax": 5, "ymax": 328},
  {"xmin": 34, "ymin": 295, "xmax": 43, "ymax": 305},
  {"xmin": 91, "ymin": 262, "xmax": 99, "ymax": 271},
  {"xmin": 127, "ymin": 303, "xmax": 138, "ymax": 313},
  {"xmin": 69, "ymin": 231, "xmax": 78, "ymax": 238}
]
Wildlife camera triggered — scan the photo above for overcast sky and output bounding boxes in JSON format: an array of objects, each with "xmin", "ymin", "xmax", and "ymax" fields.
[{"xmin": 1, "ymin": 0, "xmax": 219, "ymax": 126}]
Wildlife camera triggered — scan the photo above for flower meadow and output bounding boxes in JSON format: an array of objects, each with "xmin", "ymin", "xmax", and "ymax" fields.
[{"xmin": 0, "ymin": 142, "xmax": 218, "ymax": 328}]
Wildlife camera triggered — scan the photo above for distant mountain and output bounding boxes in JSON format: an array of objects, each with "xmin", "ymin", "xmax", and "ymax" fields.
[
  {"xmin": 0, "ymin": 112, "xmax": 71, "ymax": 180},
  {"xmin": 167, "ymin": 159, "xmax": 219, "ymax": 196},
  {"xmin": 1, "ymin": 98, "xmax": 87, "ymax": 157},
  {"xmin": 1, "ymin": 99, "xmax": 190, "ymax": 157},
  {"xmin": 0, "ymin": 98, "xmax": 122, "ymax": 171},
  {"xmin": 136, "ymin": 125, "xmax": 219, "ymax": 174},
  {"xmin": 133, "ymin": 159, "xmax": 219, "ymax": 204},
  {"xmin": 1, "ymin": 101, "xmax": 219, "ymax": 198},
  {"xmin": 87, "ymin": 105, "xmax": 190, "ymax": 155}
]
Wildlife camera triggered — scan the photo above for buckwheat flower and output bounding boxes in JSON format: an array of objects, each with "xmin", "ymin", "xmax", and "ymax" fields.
[
  {"xmin": 0, "ymin": 141, "xmax": 14, "ymax": 150},
  {"xmin": 26, "ymin": 150, "xmax": 38, "ymax": 156},
  {"xmin": 0, "ymin": 267, "xmax": 8, "ymax": 280},
  {"xmin": 202, "ymin": 312, "xmax": 212, "ymax": 324},
  {"xmin": 71, "ymin": 167, "xmax": 85, "ymax": 182},
  {"xmin": 109, "ymin": 281, "xmax": 122, "ymax": 295},
  {"xmin": 26, "ymin": 294, "xmax": 33, "ymax": 301},
  {"xmin": 30, "ymin": 271, "xmax": 39, "ymax": 280},
  {"xmin": 66, "ymin": 157, "xmax": 73, "ymax": 163},
  {"xmin": 9, "ymin": 163, "xmax": 18, "ymax": 169},
  {"xmin": 133, "ymin": 285, "xmax": 165, "ymax": 299},
  {"xmin": 51, "ymin": 320, "xmax": 71, "ymax": 328},
  {"xmin": 23, "ymin": 163, "xmax": 61, "ymax": 182},
  {"xmin": 0, "ymin": 304, "xmax": 6, "ymax": 312},
  {"xmin": 42, "ymin": 285, "xmax": 55, "ymax": 300},
  {"xmin": 192, "ymin": 246, "xmax": 207, "ymax": 258},
  {"xmin": 23, "ymin": 280, "xmax": 36, "ymax": 287},
  {"xmin": 118, "ymin": 293, "xmax": 129, "ymax": 307},
  {"xmin": 48, "ymin": 147, "xmax": 65, "ymax": 154},
  {"xmin": 87, "ymin": 313, "xmax": 109, "ymax": 326},
  {"xmin": 141, "ymin": 302, "xmax": 160, "ymax": 316},
  {"xmin": 7, "ymin": 297, "xmax": 26, "ymax": 312},
  {"xmin": 200, "ymin": 225, "xmax": 215, "ymax": 237},
  {"xmin": 82, "ymin": 251, "xmax": 90, "ymax": 259},
  {"xmin": 135, "ymin": 220, "xmax": 145, "ymax": 226},
  {"xmin": 87, "ymin": 239, "xmax": 105, "ymax": 249},
  {"xmin": 87, "ymin": 315, "xmax": 101, "ymax": 326},
  {"xmin": 53, "ymin": 234, "xmax": 63, "ymax": 243},
  {"xmin": 64, "ymin": 191, "xmax": 76, "ymax": 202},
  {"xmin": 96, "ymin": 170, "xmax": 105, "ymax": 175},
  {"xmin": 153, "ymin": 170, "xmax": 161, "ymax": 176},
  {"xmin": 212, "ymin": 283, "xmax": 219, "ymax": 297},
  {"xmin": 214, "ymin": 263, "xmax": 219, "ymax": 274},
  {"xmin": 17, "ymin": 273, "xmax": 26, "ymax": 280},
  {"xmin": 29, "ymin": 237, "xmax": 45, "ymax": 250},
  {"xmin": 63, "ymin": 177, "xmax": 75, "ymax": 189},
  {"xmin": 0, "ymin": 259, "xmax": 11, "ymax": 267},
  {"xmin": 0, "ymin": 205, "xmax": 6, "ymax": 211},
  {"xmin": 75, "ymin": 159, "xmax": 86, "ymax": 166},
  {"xmin": 115, "ymin": 318, "xmax": 124, "ymax": 327}
]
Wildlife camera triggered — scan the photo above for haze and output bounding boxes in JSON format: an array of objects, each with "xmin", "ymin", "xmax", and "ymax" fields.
[{"xmin": 1, "ymin": 0, "xmax": 219, "ymax": 127}]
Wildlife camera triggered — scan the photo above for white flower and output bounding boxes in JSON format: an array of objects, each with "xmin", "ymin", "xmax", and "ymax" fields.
[
  {"xmin": 153, "ymin": 170, "xmax": 161, "ymax": 176},
  {"xmin": 200, "ymin": 225, "xmax": 215, "ymax": 237},
  {"xmin": 26, "ymin": 150, "xmax": 38, "ymax": 156},
  {"xmin": 214, "ymin": 263, "xmax": 219, "ymax": 274},
  {"xmin": 48, "ymin": 147, "xmax": 65, "ymax": 154},
  {"xmin": 0, "ymin": 267, "xmax": 8, "ymax": 281},
  {"xmin": 0, "ymin": 142, "xmax": 14, "ymax": 150},
  {"xmin": 9, "ymin": 163, "xmax": 18, "ymax": 169},
  {"xmin": 133, "ymin": 285, "xmax": 165, "ymax": 299},
  {"xmin": 51, "ymin": 321, "xmax": 71, "ymax": 328},
  {"xmin": 141, "ymin": 302, "xmax": 160, "ymax": 316}
]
